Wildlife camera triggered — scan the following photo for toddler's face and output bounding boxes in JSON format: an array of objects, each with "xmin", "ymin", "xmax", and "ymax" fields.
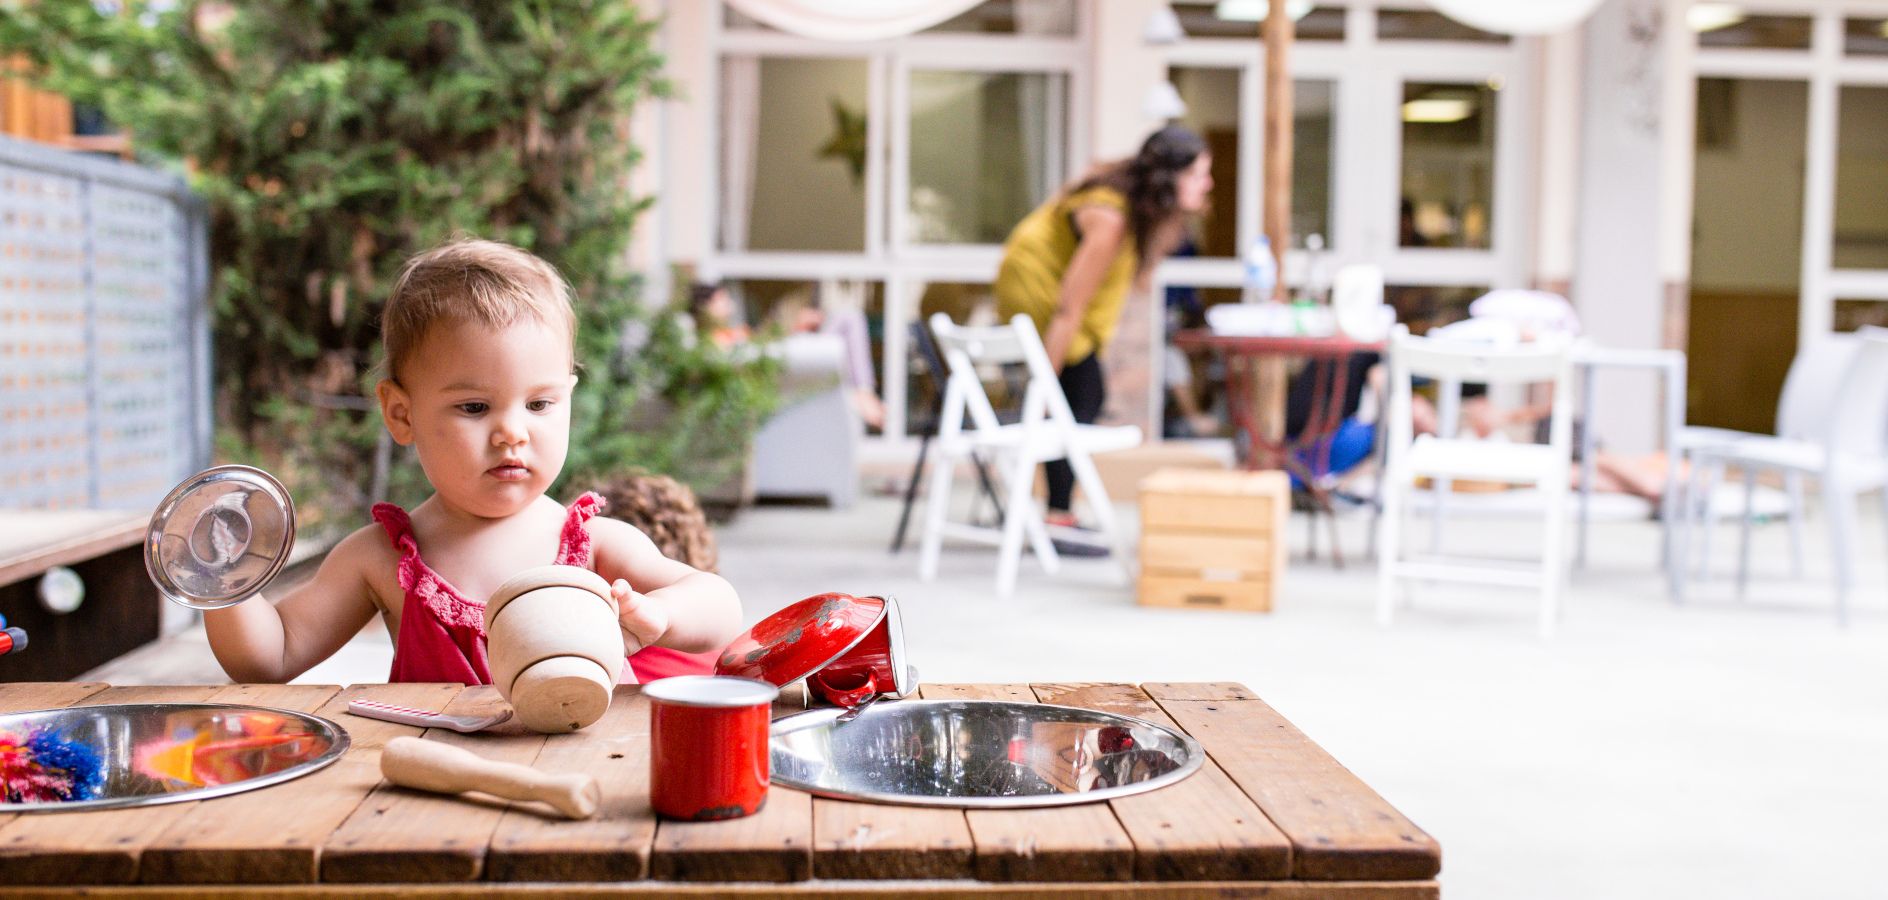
[{"xmin": 379, "ymin": 318, "xmax": 577, "ymax": 519}]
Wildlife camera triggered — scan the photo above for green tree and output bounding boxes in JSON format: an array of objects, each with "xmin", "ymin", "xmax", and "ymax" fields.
[{"xmin": 1, "ymin": 0, "xmax": 776, "ymax": 533}]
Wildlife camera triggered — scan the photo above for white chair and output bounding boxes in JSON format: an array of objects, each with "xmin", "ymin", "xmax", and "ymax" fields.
[
  {"xmin": 918, "ymin": 313, "xmax": 1143, "ymax": 598},
  {"xmin": 1677, "ymin": 330, "xmax": 1888, "ymax": 624},
  {"xmin": 1674, "ymin": 332, "xmax": 1862, "ymax": 590},
  {"xmin": 1376, "ymin": 325, "xmax": 1576, "ymax": 637},
  {"xmin": 752, "ymin": 332, "xmax": 860, "ymax": 507}
]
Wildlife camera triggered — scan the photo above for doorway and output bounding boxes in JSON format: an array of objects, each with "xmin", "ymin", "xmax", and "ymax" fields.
[{"xmin": 1688, "ymin": 77, "xmax": 1807, "ymax": 434}]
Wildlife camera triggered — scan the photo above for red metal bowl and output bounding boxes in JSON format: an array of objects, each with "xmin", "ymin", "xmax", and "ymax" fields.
[{"xmin": 715, "ymin": 593, "xmax": 887, "ymax": 689}]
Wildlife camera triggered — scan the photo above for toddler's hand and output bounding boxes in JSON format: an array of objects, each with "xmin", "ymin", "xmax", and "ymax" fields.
[{"xmin": 612, "ymin": 579, "xmax": 667, "ymax": 654}]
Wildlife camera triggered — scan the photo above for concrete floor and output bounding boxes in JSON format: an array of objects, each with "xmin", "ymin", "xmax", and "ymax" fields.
[{"xmin": 90, "ymin": 478, "xmax": 1888, "ymax": 900}]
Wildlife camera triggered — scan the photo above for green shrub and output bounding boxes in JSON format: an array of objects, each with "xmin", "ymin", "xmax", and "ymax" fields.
[{"xmin": 1, "ymin": 0, "xmax": 778, "ymax": 533}]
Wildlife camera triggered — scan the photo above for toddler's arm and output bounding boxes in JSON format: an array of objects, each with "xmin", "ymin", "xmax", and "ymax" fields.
[
  {"xmin": 588, "ymin": 517, "xmax": 741, "ymax": 654},
  {"xmin": 202, "ymin": 526, "xmax": 383, "ymax": 683}
]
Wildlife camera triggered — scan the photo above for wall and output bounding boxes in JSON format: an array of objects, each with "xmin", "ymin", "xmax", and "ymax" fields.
[{"xmin": 658, "ymin": 0, "xmax": 714, "ymax": 269}]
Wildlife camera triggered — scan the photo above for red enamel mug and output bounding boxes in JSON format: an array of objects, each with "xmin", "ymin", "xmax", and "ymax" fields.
[{"xmin": 643, "ymin": 675, "xmax": 778, "ymax": 821}]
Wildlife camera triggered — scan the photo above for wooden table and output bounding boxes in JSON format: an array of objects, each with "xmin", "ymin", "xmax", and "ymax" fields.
[
  {"xmin": 1172, "ymin": 331, "xmax": 1386, "ymax": 567},
  {"xmin": 0, "ymin": 681, "xmax": 1439, "ymax": 897}
]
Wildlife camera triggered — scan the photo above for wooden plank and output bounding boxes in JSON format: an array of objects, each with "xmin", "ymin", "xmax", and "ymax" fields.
[
  {"xmin": 650, "ymin": 687, "xmax": 814, "ymax": 883},
  {"xmin": 320, "ymin": 685, "xmax": 543, "ymax": 883},
  {"xmin": 0, "ymin": 510, "xmax": 144, "ymax": 586},
  {"xmin": 1141, "ymin": 531, "xmax": 1277, "ymax": 574},
  {"xmin": 1142, "ymin": 682, "xmax": 1258, "ymax": 701},
  {"xmin": 1031, "ymin": 683, "xmax": 1292, "ymax": 881},
  {"xmin": 1137, "ymin": 574, "xmax": 1273, "ymax": 612},
  {"xmin": 0, "ymin": 684, "xmax": 333, "ymax": 885},
  {"xmin": 0, "ymin": 880, "xmax": 1441, "ymax": 898},
  {"xmin": 140, "ymin": 682, "xmax": 461, "ymax": 884},
  {"xmin": 1140, "ymin": 470, "xmax": 1288, "ymax": 537},
  {"xmin": 486, "ymin": 685, "xmax": 656, "ymax": 882},
  {"xmin": 0, "ymin": 681, "xmax": 112, "ymax": 713},
  {"xmin": 650, "ymin": 785, "xmax": 813, "ymax": 882},
  {"xmin": 920, "ymin": 683, "xmax": 1134, "ymax": 883},
  {"xmin": 811, "ymin": 794, "xmax": 973, "ymax": 880},
  {"xmin": 1154, "ymin": 693, "xmax": 1440, "ymax": 881}
]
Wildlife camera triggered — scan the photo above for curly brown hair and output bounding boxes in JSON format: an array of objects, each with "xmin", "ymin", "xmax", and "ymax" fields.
[
  {"xmin": 1068, "ymin": 125, "xmax": 1207, "ymax": 275},
  {"xmin": 593, "ymin": 472, "xmax": 719, "ymax": 573}
]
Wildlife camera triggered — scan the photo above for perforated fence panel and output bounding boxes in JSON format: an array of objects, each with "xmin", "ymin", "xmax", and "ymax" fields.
[{"xmin": 0, "ymin": 136, "xmax": 209, "ymax": 510}]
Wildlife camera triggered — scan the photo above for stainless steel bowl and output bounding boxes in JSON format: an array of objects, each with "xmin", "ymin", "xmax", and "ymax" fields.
[
  {"xmin": 0, "ymin": 703, "xmax": 348, "ymax": 812},
  {"xmin": 770, "ymin": 699, "xmax": 1203, "ymax": 808}
]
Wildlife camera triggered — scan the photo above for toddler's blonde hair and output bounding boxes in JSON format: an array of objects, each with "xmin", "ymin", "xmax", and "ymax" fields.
[{"xmin": 381, "ymin": 238, "xmax": 576, "ymax": 381}]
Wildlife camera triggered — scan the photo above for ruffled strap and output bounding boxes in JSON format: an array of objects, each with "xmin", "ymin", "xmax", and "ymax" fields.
[
  {"xmin": 556, "ymin": 492, "xmax": 605, "ymax": 568},
  {"xmin": 370, "ymin": 502, "xmax": 421, "ymax": 587},
  {"xmin": 370, "ymin": 502, "xmax": 486, "ymax": 631}
]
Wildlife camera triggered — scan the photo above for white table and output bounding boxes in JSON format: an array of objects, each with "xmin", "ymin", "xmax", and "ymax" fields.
[
  {"xmin": 1427, "ymin": 344, "xmax": 1685, "ymax": 590},
  {"xmin": 1571, "ymin": 346, "xmax": 1686, "ymax": 591}
]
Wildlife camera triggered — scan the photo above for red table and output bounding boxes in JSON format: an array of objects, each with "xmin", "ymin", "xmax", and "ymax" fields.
[{"xmin": 1171, "ymin": 330, "xmax": 1385, "ymax": 566}]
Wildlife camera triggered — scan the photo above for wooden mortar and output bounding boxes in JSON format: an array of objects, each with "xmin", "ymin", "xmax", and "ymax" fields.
[{"xmin": 484, "ymin": 564, "xmax": 625, "ymax": 732}]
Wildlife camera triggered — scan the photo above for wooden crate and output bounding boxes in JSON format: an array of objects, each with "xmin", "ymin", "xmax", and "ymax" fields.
[{"xmin": 1137, "ymin": 468, "xmax": 1289, "ymax": 612}]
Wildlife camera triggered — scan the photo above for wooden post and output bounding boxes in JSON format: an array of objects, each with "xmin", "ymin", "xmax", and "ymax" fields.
[
  {"xmin": 1254, "ymin": 0, "xmax": 1295, "ymax": 445},
  {"xmin": 1262, "ymin": 0, "xmax": 1294, "ymax": 300}
]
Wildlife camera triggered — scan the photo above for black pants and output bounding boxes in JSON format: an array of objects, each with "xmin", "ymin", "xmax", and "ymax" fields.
[{"xmin": 1046, "ymin": 352, "xmax": 1105, "ymax": 513}]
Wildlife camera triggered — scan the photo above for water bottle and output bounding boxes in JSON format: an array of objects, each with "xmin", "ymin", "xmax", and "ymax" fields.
[{"xmin": 1243, "ymin": 235, "xmax": 1277, "ymax": 304}]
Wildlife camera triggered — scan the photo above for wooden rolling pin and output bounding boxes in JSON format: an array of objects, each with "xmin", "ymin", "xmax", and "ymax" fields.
[{"xmin": 380, "ymin": 736, "xmax": 600, "ymax": 820}]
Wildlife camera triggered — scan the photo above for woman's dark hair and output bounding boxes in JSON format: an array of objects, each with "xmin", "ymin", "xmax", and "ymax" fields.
[
  {"xmin": 687, "ymin": 280, "xmax": 723, "ymax": 314},
  {"xmin": 1070, "ymin": 124, "xmax": 1207, "ymax": 273}
]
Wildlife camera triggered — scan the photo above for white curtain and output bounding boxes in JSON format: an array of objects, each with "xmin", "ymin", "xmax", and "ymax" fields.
[
  {"xmin": 1013, "ymin": 1, "xmax": 1074, "ymax": 205},
  {"xmin": 724, "ymin": 0, "xmax": 984, "ymax": 42},
  {"xmin": 720, "ymin": 56, "xmax": 760, "ymax": 253}
]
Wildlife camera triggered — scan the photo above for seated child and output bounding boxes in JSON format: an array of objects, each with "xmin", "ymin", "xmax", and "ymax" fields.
[
  {"xmin": 204, "ymin": 239, "xmax": 743, "ymax": 684},
  {"xmin": 594, "ymin": 472, "xmax": 723, "ymax": 682},
  {"xmin": 689, "ymin": 280, "xmax": 750, "ymax": 349}
]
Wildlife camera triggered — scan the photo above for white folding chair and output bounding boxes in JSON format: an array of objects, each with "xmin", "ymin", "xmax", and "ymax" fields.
[
  {"xmin": 918, "ymin": 313, "xmax": 1143, "ymax": 598},
  {"xmin": 1376, "ymin": 325, "xmax": 1576, "ymax": 637},
  {"xmin": 1677, "ymin": 330, "xmax": 1888, "ymax": 624}
]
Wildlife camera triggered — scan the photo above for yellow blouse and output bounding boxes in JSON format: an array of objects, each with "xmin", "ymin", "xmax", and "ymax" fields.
[{"xmin": 993, "ymin": 185, "xmax": 1137, "ymax": 365}]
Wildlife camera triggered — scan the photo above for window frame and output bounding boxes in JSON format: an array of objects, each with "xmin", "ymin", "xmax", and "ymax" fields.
[
  {"xmin": 708, "ymin": 9, "xmax": 1091, "ymax": 441},
  {"xmin": 1691, "ymin": 2, "xmax": 1888, "ymax": 341}
]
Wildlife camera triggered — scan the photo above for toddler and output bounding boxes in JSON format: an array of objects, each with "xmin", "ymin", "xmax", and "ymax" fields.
[{"xmin": 205, "ymin": 239, "xmax": 743, "ymax": 684}]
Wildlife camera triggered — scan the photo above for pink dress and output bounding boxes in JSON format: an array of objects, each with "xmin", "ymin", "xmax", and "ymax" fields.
[{"xmin": 371, "ymin": 493, "xmax": 714, "ymax": 684}]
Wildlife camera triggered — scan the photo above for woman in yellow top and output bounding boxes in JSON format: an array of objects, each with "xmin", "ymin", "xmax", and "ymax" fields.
[{"xmin": 994, "ymin": 125, "xmax": 1213, "ymax": 544}]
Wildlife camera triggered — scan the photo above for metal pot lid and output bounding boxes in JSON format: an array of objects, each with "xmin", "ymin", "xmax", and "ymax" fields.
[
  {"xmin": 714, "ymin": 592, "xmax": 887, "ymax": 688},
  {"xmin": 145, "ymin": 465, "xmax": 296, "ymax": 610}
]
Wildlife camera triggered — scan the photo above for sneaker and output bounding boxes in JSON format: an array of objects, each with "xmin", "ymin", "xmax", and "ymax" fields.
[
  {"xmin": 1044, "ymin": 518, "xmax": 1111, "ymax": 558},
  {"xmin": 1050, "ymin": 537, "xmax": 1111, "ymax": 558}
]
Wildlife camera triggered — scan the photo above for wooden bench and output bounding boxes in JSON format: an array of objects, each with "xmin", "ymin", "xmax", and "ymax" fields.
[{"xmin": 0, "ymin": 509, "xmax": 157, "ymax": 681}]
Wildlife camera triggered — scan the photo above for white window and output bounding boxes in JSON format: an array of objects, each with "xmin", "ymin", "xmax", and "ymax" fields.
[
  {"xmin": 1691, "ymin": 5, "xmax": 1888, "ymax": 343},
  {"xmin": 709, "ymin": 0, "xmax": 1085, "ymax": 440},
  {"xmin": 1154, "ymin": 2, "xmax": 1533, "ymax": 435}
]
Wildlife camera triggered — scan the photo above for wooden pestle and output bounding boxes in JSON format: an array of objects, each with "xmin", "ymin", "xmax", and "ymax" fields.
[{"xmin": 380, "ymin": 736, "xmax": 600, "ymax": 820}]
